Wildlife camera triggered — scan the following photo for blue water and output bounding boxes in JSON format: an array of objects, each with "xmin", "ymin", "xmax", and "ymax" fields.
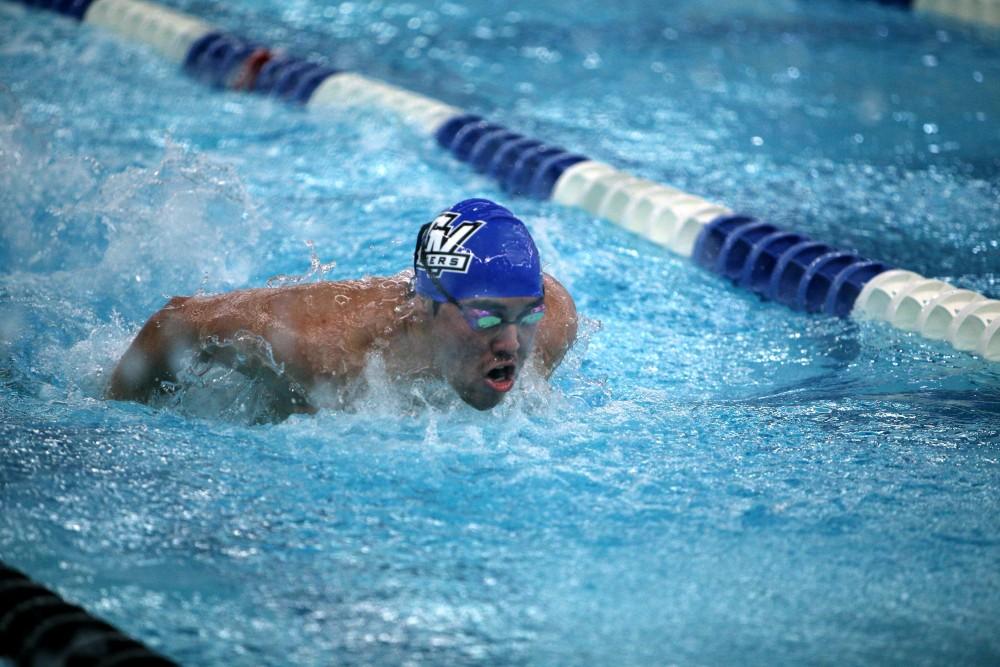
[{"xmin": 2, "ymin": 0, "xmax": 1000, "ymax": 664}]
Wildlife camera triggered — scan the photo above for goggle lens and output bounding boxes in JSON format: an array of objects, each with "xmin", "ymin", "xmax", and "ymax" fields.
[
  {"xmin": 474, "ymin": 314, "xmax": 504, "ymax": 329},
  {"xmin": 467, "ymin": 305, "xmax": 545, "ymax": 330},
  {"xmin": 519, "ymin": 310, "xmax": 545, "ymax": 326}
]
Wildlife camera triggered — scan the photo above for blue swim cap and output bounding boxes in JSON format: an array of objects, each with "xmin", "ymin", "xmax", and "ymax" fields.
[{"xmin": 414, "ymin": 199, "xmax": 543, "ymax": 303}]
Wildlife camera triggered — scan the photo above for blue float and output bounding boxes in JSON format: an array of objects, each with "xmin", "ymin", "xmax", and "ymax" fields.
[
  {"xmin": 823, "ymin": 260, "xmax": 894, "ymax": 317},
  {"xmin": 505, "ymin": 145, "xmax": 562, "ymax": 196},
  {"xmin": 435, "ymin": 114, "xmax": 482, "ymax": 150},
  {"xmin": 713, "ymin": 220, "xmax": 781, "ymax": 280},
  {"xmin": 292, "ymin": 66, "xmax": 338, "ymax": 104},
  {"xmin": 15, "ymin": 0, "xmax": 93, "ymax": 19},
  {"xmin": 529, "ymin": 152, "xmax": 587, "ymax": 200},
  {"xmin": 795, "ymin": 252, "xmax": 862, "ymax": 313},
  {"xmin": 486, "ymin": 137, "xmax": 542, "ymax": 184},
  {"xmin": 433, "ymin": 113, "xmax": 587, "ymax": 199},
  {"xmin": 737, "ymin": 231, "xmax": 809, "ymax": 295},
  {"xmin": 182, "ymin": 32, "xmax": 221, "ymax": 70},
  {"xmin": 767, "ymin": 241, "xmax": 835, "ymax": 307},
  {"xmin": 450, "ymin": 121, "xmax": 505, "ymax": 161},
  {"xmin": 692, "ymin": 214, "xmax": 758, "ymax": 271},
  {"xmin": 469, "ymin": 129, "xmax": 522, "ymax": 172},
  {"xmin": 184, "ymin": 32, "xmax": 261, "ymax": 88},
  {"xmin": 270, "ymin": 61, "xmax": 313, "ymax": 96}
]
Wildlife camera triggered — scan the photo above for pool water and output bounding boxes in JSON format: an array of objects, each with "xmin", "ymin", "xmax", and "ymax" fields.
[{"xmin": 2, "ymin": 0, "xmax": 1000, "ymax": 664}]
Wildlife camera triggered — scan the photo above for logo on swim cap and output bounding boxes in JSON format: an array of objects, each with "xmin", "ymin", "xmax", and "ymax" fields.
[
  {"xmin": 417, "ymin": 211, "xmax": 484, "ymax": 277},
  {"xmin": 414, "ymin": 199, "xmax": 543, "ymax": 303}
]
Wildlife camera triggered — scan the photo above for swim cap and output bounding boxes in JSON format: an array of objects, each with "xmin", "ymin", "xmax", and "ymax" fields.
[{"xmin": 414, "ymin": 198, "xmax": 543, "ymax": 303}]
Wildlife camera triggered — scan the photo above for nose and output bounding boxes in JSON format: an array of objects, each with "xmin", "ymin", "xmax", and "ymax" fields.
[{"xmin": 490, "ymin": 323, "xmax": 520, "ymax": 355}]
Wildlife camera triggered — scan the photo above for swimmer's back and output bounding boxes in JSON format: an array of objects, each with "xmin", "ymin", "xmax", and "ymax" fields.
[{"xmin": 108, "ymin": 275, "xmax": 413, "ymax": 402}]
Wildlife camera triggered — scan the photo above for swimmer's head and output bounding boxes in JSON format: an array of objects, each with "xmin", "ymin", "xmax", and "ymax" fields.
[
  {"xmin": 413, "ymin": 198, "xmax": 543, "ymax": 304},
  {"xmin": 413, "ymin": 199, "xmax": 545, "ymax": 410}
]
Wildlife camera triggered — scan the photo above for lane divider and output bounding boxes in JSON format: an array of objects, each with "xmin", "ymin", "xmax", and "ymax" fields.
[
  {"xmin": 10, "ymin": 0, "xmax": 1000, "ymax": 361},
  {"xmin": 1, "ymin": 561, "xmax": 178, "ymax": 666}
]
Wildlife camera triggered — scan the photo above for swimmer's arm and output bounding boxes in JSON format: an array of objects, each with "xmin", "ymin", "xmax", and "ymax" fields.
[
  {"xmin": 107, "ymin": 296, "xmax": 198, "ymax": 402},
  {"xmin": 535, "ymin": 274, "xmax": 578, "ymax": 378},
  {"xmin": 108, "ymin": 285, "xmax": 364, "ymax": 405}
]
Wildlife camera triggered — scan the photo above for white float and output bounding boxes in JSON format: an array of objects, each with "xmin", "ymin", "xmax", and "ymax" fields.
[
  {"xmin": 948, "ymin": 300, "xmax": 1000, "ymax": 351},
  {"xmin": 307, "ymin": 72, "xmax": 461, "ymax": 136},
  {"xmin": 915, "ymin": 289, "xmax": 986, "ymax": 340},
  {"xmin": 84, "ymin": 0, "xmax": 214, "ymax": 64},
  {"xmin": 853, "ymin": 270, "xmax": 924, "ymax": 320},
  {"xmin": 887, "ymin": 279, "xmax": 954, "ymax": 330}
]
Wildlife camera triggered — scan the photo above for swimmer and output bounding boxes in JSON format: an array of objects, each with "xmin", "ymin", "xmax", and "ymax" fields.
[{"xmin": 107, "ymin": 198, "xmax": 577, "ymax": 415}]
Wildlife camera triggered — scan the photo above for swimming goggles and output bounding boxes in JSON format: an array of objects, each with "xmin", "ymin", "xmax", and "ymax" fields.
[
  {"xmin": 414, "ymin": 222, "xmax": 546, "ymax": 331},
  {"xmin": 459, "ymin": 303, "xmax": 546, "ymax": 331}
]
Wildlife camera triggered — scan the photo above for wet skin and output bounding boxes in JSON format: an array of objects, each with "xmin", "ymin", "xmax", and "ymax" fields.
[
  {"xmin": 107, "ymin": 272, "xmax": 578, "ymax": 414},
  {"xmin": 427, "ymin": 295, "xmax": 546, "ymax": 410}
]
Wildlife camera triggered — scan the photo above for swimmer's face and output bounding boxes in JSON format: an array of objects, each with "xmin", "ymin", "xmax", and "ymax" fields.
[{"xmin": 428, "ymin": 296, "xmax": 545, "ymax": 410}]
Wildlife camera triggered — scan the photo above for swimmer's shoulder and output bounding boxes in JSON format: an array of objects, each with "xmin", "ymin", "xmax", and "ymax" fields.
[
  {"xmin": 153, "ymin": 275, "xmax": 415, "ymax": 338},
  {"xmin": 292, "ymin": 271, "xmax": 414, "ymax": 301},
  {"xmin": 285, "ymin": 273, "xmax": 416, "ymax": 335},
  {"xmin": 537, "ymin": 273, "xmax": 578, "ymax": 373},
  {"xmin": 542, "ymin": 273, "xmax": 577, "ymax": 324},
  {"xmin": 175, "ymin": 274, "xmax": 412, "ymax": 308}
]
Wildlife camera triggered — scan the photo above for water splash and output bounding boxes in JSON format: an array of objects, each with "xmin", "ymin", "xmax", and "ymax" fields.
[
  {"xmin": 0, "ymin": 85, "xmax": 101, "ymax": 273},
  {"xmin": 265, "ymin": 239, "xmax": 337, "ymax": 287},
  {"xmin": 147, "ymin": 330, "xmax": 306, "ymax": 425},
  {"xmin": 1, "ymin": 92, "xmax": 273, "ymax": 403},
  {"xmin": 93, "ymin": 141, "xmax": 266, "ymax": 302}
]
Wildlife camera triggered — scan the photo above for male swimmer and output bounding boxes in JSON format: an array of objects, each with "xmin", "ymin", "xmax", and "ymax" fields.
[{"xmin": 107, "ymin": 198, "xmax": 578, "ymax": 415}]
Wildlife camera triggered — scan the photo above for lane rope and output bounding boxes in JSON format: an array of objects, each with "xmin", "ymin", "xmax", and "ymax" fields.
[
  {"xmin": 0, "ymin": 561, "xmax": 178, "ymax": 666},
  {"xmin": 11, "ymin": 0, "xmax": 1000, "ymax": 362}
]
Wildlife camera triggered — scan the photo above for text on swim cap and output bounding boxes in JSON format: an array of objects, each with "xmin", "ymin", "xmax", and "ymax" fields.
[{"xmin": 418, "ymin": 212, "xmax": 485, "ymax": 276}]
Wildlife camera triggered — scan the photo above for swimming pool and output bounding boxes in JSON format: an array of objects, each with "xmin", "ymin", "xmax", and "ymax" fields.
[{"xmin": 2, "ymin": 0, "xmax": 1000, "ymax": 664}]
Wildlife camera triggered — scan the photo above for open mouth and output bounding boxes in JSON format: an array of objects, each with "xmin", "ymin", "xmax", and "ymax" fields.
[{"xmin": 484, "ymin": 363, "xmax": 516, "ymax": 392}]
